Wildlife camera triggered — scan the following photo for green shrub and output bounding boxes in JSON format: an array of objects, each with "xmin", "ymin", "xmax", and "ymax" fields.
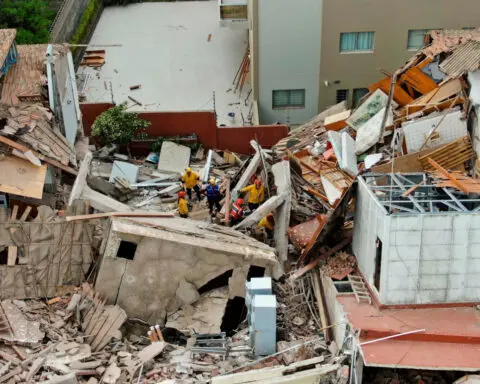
[{"xmin": 69, "ymin": 0, "xmax": 100, "ymax": 52}]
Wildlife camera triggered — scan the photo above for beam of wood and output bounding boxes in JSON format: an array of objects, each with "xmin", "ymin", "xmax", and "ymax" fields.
[
  {"xmin": 10, "ymin": 205, "xmax": 18, "ymax": 220},
  {"xmin": 7, "ymin": 246, "xmax": 17, "ymax": 266},
  {"xmin": 0, "ymin": 135, "xmax": 77, "ymax": 175},
  {"xmin": 401, "ymin": 181, "xmax": 424, "ymax": 197},
  {"xmin": 231, "ymin": 152, "xmax": 261, "ymax": 201},
  {"xmin": 66, "ymin": 212, "xmax": 175, "ymax": 222},
  {"xmin": 272, "ymin": 161, "xmax": 291, "ymax": 277},
  {"xmin": 224, "ymin": 178, "xmax": 230, "ymax": 225},
  {"xmin": 234, "ymin": 192, "xmax": 287, "ymax": 230},
  {"xmin": 289, "ymin": 237, "xmax": 352, "ymax": 282},
  {"xmin": 20, "ymin": 206, "xmax": 32, "ymax": 221},
  {"xmin": 311, "ymin": 270, "xmax": 330, "ymax": 342},
  {"xmin": 68, "ymin": 151, "xmax": 92, "ymax": 206},
  {"xmin": 427, "ymin": 157, "xmax": 468, "ymax": 193}
]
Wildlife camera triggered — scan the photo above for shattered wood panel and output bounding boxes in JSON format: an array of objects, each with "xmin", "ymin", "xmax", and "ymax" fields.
[
  {"xmin": 0, "ymin": 156, "xmax": 47, "ymax": 199},
  {"xmin": 399, "ymin": 67, "xmax": 438, "ymax": 95},
  {"xmin": 368, "ymin": 77, "xmax": 414, "ymax": 106},
  {"xmin": 288, "ymin": 215, "xmax": 328, "ymax": 251},
  {"xmin": 419, "ymin": 136, "xmax": 474, "ymax": 171},
  {"xmin": 0, "ymin": 206, "xmax": 94, "ymax": 300}
]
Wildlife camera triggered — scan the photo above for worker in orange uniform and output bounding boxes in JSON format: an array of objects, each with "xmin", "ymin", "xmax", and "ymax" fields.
[
  {"xmin": 229, "ymin": 198, "xmax": 245, "ymax": 226},
  {"xmin": 181, "ymin": 167, "xmax": 201, "ymax": 201},
  {"xmin": 177, "ymin": 191, "xmax": 189, "ymax": 218},
  {"xmin": 258, "ymin": 213, "xmax": 275, "ymax": 238},
  {"xmin": 240, "ymin": 178, "xmax": 265, "ymax": 211}
]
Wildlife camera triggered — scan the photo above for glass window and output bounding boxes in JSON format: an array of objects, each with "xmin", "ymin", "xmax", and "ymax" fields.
[
  {"xmin": 336, "ymin": 89, "xmax": 349, "ymax": 104},
  {"xmin": 407, "ymin": 29, "xmax": 429, "ymax": 50},
  {"xmin": 353, "ymin": 88, "xmax": 369, "ymax": 107},
  {"xmin": 340, "ymin": 32, "xmax": 374, "ymax": 52},
  {"xmin": 272, "ymin": 89, "xmax": 305, "ymax": 109}
]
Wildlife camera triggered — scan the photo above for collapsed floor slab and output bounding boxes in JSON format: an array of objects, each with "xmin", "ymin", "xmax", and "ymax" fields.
[{"xmin": 94, "ymin": 217, "xmax": 280, "ymax": 323}]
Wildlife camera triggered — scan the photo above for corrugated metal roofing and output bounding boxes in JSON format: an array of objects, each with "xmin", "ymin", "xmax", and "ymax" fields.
[{"xmin": 440, "ymin": 40, "xmax": 480, "ymax": 78}]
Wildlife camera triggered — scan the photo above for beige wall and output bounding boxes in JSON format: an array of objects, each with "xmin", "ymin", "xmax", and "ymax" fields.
[{"xmin": 318, "ymin": 0, "xmax": 480, "ymax": 111}]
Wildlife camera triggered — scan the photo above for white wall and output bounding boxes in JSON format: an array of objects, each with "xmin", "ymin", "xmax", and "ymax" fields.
[
  {"xmin": 256, "ymin": 0, "xmax": 322, "ymax": 125},
  {"xmin": 384, "ymin": 213, "xmax": 480, "ymax": 305},
  {"xmin": 352, "ymin": 177, "xmax": 389, "ymax": 301},
  {"xmin": 354, "ymin": 177, "xmax": 480, "ymax": 305}
]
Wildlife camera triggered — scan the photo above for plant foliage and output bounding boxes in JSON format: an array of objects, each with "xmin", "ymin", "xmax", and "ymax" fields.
[
  {"xmin": 103, "ymin": 0, "xmax": 174, "ymax": 5},
  {"xmin": 0, "ymin": 0, "xmax": 55, "ymax": 44},
  {"xmin": 70, "ymin": 0, "xmax": 100, "ymax": 51},
  {"xmin": 92, "ymin": 103, "xmax": 150, "ymax": 146}
]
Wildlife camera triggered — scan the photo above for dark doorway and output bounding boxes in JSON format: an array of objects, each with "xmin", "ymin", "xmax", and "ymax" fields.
[
  {"xmin": 198, "ymin": 269, "xmax": 233, "ymax": 294},
  {"xmin": 374, "ymin": 237, "xmax": 382, "ymax": 291}
]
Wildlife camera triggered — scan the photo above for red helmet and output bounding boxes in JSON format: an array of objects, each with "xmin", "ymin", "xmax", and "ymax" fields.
[
  {"xmin": 178, "ymin": 191, "xmax": 186, "ymax": 198},
  {"xmin": 255, "ymin": 178, "xmax": 262, "ymax": 187},
  {"xmin": 236, "ymin": 198, "xmax": 244, "ymax": 205}
]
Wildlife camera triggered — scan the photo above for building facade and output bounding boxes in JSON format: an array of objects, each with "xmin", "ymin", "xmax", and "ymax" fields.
[{"xmin": 242, "ymin": 0, "xmax": 480, "ymax": 125}]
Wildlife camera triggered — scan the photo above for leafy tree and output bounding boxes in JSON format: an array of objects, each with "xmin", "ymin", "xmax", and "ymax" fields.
[
  {"xmin": 92, "ymin": 103, "xmax": 150, "ymax": 155},
  {"xmin": 0, "ymin": 0, "xmax": 55, "ymax": 44}
]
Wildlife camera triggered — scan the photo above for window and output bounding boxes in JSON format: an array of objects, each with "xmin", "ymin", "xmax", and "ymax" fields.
[
  {"xmin": 463, "ymin": 27, "xmax": 475, "ymax": 30},
  {"xmin": 339, "ymin": 32, "xmax": 374, "ymax": 52},
  {"xmin": 336, "ymin": 89, "xmax": 349, "ymax": 104},
  {"xmin": 116, "ymin": 240, "xmax": 137, "ymax": 260},
  {"xmin": 407, "ymin": 29, "xmax": 430, "ymax": 50},
  {"xmin": 352, "ymin": 88, "xmax": 369, "ymax": 108},
  {"xmin": 272, "ymin": 89, "xmax": 305, "ymax": 109}
]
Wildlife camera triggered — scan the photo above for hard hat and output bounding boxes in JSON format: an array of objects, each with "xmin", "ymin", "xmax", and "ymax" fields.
[
  {"xmin": 267, "ymin": 213, "xmax": 275, "ymax": 223},
  {"xmin": 185, "ymin": 167, "xmax": 192, "ymax": 173},
  {"xmin": 209, "ymin": 178, "xmax": 215, "ymax": 185},
  {"xmin": 178, "ymin": 191, "xmax": 186, "ymax": 198},
  {"xmin": 236, "ymin": 198, "xmax": 244, "ymax": 205},
  {"xmin": 255, "ymin": 178, "xmax": 262, "ymax": 187}
]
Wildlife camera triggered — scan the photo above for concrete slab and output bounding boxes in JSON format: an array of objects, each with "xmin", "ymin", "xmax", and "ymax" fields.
[
  {"xmin": 340, "ymin": 132, "xmax": 358, "ymax": 176},
  {"xmin": 79, "ymin": 1, "xmax": 252, "ymax": 126},
  {"xmin": 109, "ymin": 161, "xmax": 139, "ymax": 184},
  {"xmin": 157, "ymin": 141, "xmax": 191, "ymax": 174}
]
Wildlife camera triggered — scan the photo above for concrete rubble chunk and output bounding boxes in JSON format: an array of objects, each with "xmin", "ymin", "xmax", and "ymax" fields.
[
  {"xmin": 157, "ymin": 141, "xmax": 191, "ymax": 174},
  {"xmin": 175, "ymin": 279, "xmax": 200, "ymax": 306},
  {"xmin": 42, "ymin": 372, "xmax": 78, "ymax": 384},
  {"xmin": 137, "ymin": 342, "xmax": 166, "ymax": 364},
  {"xmin": 109, "ymin": 161, "xmax": 139, "ymax": 185},
  {"xmin": 102, "ymin": 363, "xmax": 121, "ymax": 384}
]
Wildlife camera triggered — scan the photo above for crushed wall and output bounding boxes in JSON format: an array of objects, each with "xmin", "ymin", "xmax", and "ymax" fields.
[{"xmin": 0, "ymin": 205, "xmax": 94, "ymax": 299}]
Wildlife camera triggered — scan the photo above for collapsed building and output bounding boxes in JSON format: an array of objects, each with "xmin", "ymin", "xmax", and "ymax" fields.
[{"xmin": 1, "ymin": 26, "xmax": 480, "ymax": 384}]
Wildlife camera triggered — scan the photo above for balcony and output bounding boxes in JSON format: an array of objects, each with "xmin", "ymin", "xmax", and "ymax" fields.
[{"xmin": 219, "ymin": 0, "xmax": 248, "ymax": 28}]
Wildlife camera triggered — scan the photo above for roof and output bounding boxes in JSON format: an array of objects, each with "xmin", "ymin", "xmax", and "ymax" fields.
[
  {"xmin": 440, "ymin": 40, "xmax": 480, "ymax": 78},
  {"xmin": 111, "ymin": 217, "xmax": 279, "ymax": 266},
  {"xmin": 0, "ymin": 29, "xmax": 16, "ymax": 68},
  {"xmin": 424, "ymin": 28, "xmax": 480, "ymax": 57},
  {"xmin": 338, "ymin": 295, "xmax": 480, "ymax": 371}
]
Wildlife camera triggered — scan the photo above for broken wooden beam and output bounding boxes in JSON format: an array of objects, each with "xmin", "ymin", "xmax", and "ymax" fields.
[{"xmin": 234, "ymin": 192, "xmax": 287, "ymax": 230}]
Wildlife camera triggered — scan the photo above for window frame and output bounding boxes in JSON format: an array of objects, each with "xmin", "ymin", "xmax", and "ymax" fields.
[
  {"xmin": 272, "ymin": 89, "xmax": 306, "ymax": 110},
  {"xmin": 339, "ymin": 31, "xmax": 375, "ymax": 53},
  {"xmin": 352, "ymin": 88, "xmax": 369, "ymax": 108},
  {"xmin": 407, "ymin": 29, "xmax": 431, "ymax": 51},
  {"xmin": 336, "ymin": 89, "xmax": 350, "ymax": 104}
]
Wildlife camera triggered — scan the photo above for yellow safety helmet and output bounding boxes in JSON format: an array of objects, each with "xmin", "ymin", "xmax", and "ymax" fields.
[
  {"xmin": 185, "ymin": 167, "xmax": 192, "ymax": 173},
  {"xmin": 209, "ymin": 178, "xmax": 216, "ymax": 185}
]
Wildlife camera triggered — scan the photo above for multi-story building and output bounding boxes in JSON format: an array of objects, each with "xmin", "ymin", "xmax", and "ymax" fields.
[{"xmin": 221, "ymin": 0, "xmax": 480, "ymax": 125}]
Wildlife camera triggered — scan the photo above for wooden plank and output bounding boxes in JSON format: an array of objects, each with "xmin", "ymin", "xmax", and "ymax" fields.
[
  {"xmin": 10, "ymin": 205, "xmax": 18, "ymax": 220},
  {"xmin": 0, "ymin": 157, "xmax": 47, "ymax": 199},
  {"xmin": 66, "ymin": 212, "xmax": 175, "ymax": 222},
  {"xmin": 418, "ymin": 136, "xmax": 474, "ymax": 171},
  {"xmin": 20, "ymin": 206, "xmax": 32, "ymax": 221},
  {"xmin": 7, "ymin": 246, "xmax": 17, "ymax": 266},
  {"xmin": 427, "ymin": 158, "xmax": 468, "ymax": 193},
  {"xmin": 372, "ymin": 146, "xmax": 440, "ymax": 174},
  {"xmin": 400, "ymin": 66, "xmax": 438, "ymax": 95},
  {"xmin": 402, "ymin": 181, "xmax": 424, "ymax": 197}
]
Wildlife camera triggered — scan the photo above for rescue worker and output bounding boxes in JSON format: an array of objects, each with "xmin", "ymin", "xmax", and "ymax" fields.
[
  {"xmin": 240, "ymin": 178, "xmax": 265, "ymax": 211},
  {"xmin": 229, "ymin": 198, "xmax": 245, "ymax": 226},
  {"xmin": 181, "ymin": 167, "xmax": 201, "ymax": 201},
  {"xmin": 177, "ymin": 191, "xmax": 189, "ymax": 218},
  {"xmin": 258, "ymin": 213, "xmax": 275, "ymax": 238},
  {"xmin": 205, "ymin": 178, "xmax": 222, "ymax": 215}
]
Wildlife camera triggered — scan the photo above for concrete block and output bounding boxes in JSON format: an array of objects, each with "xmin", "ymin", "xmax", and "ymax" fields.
[
  {"xmin": 109, "ymin": 161, "xmax": 139, "ymax": 185},
  {"xmin": 251, "ymin": 294, "xmax": 276, "ymax": 331},
  {"xmin": 383, "ymin": 290, "xmax": 416, "ymax": 305},
  {"xmin": 388, "ymin": 245, "xmax": 420, "ymax": 261},
  {"xmin": 419, "ymin": 260, "xmax": 452, "ymax": 275},
  {"xmin": 386, "ymin": 275, "xmax": 418, "ymax": 291},
  {"xmin": 447, "ymin": 274, "xmax": 466, "ymax": 290},
  {"xmin": 387, "ymin": 260, "xmax": 419, "ymax": 277},
  {"xmin": 389, "ymin": 230, "xmax": 421, "ymax": 246},
  {"xmin": 175, "ymin": 279, "xmax": 199, "ymax": 306},
  {"xmin": 420, "ymin": 245, "xmax": 451, "ymax": 261},
  {"xmin": 415, "ymin": 289, "xmax": 447, "ymax": 304},
  {"xmin": 157, "ymin": 141, "xmax": 191, "ymax": 174},
  {"xmin": 43, "ymin": 373, "xmax": 78, "ymax": 384},
  {"xmin": 253, "ymin": 330, "xmax": 276, "ymax": 357},
  {"xmin": 450, "ymin": 258, "xmax": 468, "ymax": 275},
  {"xmin": 390, "ymin": 216, "xmax": 423, "ymax": 231},
  {"xmin": 418, "ymin": 275, "xmax": 448, "ymax": 290},
  {"xmin": 422, "ymin": 215, "xmax": 454, "ymax": 230},
  {"xmin": 454, "ymin": 230, "xmax": 469, "ymax": 245},
  {"xmin": 465, "ymin": 274, "xmax": 480, "ymax": 288},
  {"xmin": 446, "ymin": 288, "xmax": 467, "ymax": 302},
  {"xmin": 451, "ymin": 244, "xmax": 468, "ymax": 261},
  {"xmin": 246, "ymin": 277, "xmax": 272, "ymax": 306},
  {"xmin": 422, "ymin": 229, "xmax": 452, "ymax": 245}
]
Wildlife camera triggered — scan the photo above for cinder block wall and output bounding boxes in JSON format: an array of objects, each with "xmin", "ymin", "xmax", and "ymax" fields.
[{"xmin": 353, "ymin": 178, "xmax": 480, "ymax": 306}]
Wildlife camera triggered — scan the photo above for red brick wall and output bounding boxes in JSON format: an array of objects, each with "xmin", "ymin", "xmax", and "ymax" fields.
[
  {"xmin": 80, "ymin": 103, "xmax": 289, "ymax": 155},
  {"xmin": 216, "ymin": 125, "xmax": 289, "ymax": 154}
]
